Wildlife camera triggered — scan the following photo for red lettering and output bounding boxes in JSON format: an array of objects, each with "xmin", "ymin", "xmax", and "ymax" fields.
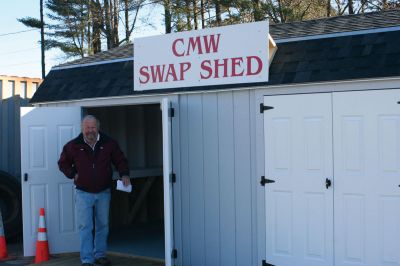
[
  {"xmin": 150, "ymin": 65, "xmax": 166, "ymax": 83},
  {"xmin": 204, "ymin": 34, "xmax": 221, "ymax": 54},
  {"xmin": 139, "ymin": 66, "xmax": 150, "ymax": 84},
  {"xmin": 246, "ymin": 56, "xmax": 263, "ymax": 76},
  {"xmin": 140, "ymin": 63, "xmax": 192, "ymax": 83},
  {"xmin": 200, "ymin": 60, "xmax": 212, "ymax": 79},
  {"xmin": 172, "ymin": 38, "xmax": 184, "ymax": 57},
  {"xmin": 166, "ymin": 64, "xmax": 178, "ymax": 82},
  {"xmin": 180, "ymin": 62, "xmax": 191, "ymax": 80},
  {"xmin": 173, "ymin": 34, "xmax": 221, "ymax": 57},
  {"xmin": 231, "ymin": 57, "xmax": 244, "ymax": 77},
  {"xmin": 187, "ymin": 36, "xmax": 203, "ymax": 56},
  {"xmin": 199, "ymin": 56, "xmax": 264, "ymax": 80},
  {"xmin": 214, "ymin": 58, "xmax": 229, "ymax": 78}
]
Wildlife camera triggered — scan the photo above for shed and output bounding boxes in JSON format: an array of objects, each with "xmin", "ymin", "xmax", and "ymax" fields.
[{"xmin": 23, "ymin": 9, "xmax": 400, "ymax": 266}]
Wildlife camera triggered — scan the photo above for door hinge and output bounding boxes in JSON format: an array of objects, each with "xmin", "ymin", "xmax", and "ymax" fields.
[
  {"xmin": 169, "ymin": 107, "xmax": 175, "ymax": 118},
  {"xmin": 260, "ymin": 176, "xmax": 275, "ymax": 186},
  {"xmin": 171, "ymin": 248, "xmax": 178, "ymax": 259},
  {"xmin": 262, "ymin": 259, "xmax": 275, "ymax": 266},
  {"xmin": 170, "ymin": 173, "xmax": 176, "ymax": 183},
  {"xmin": 260, "ymin": 103, "xmax": 274, "ymax": 113}
]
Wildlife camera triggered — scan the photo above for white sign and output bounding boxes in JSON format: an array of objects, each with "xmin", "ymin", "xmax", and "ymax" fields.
[{"xmin": 134, "ymin": 21, "xmax": 269, "ymax": 91}]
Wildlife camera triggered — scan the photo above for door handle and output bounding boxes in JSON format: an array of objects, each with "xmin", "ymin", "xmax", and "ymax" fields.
[
  {"xmin": 326, "ymin": 178, "xmax": 332, "ymax": 189},
  {"xmin": 24, "ymin": 173, "xmax": 28, "ymax": 182}
]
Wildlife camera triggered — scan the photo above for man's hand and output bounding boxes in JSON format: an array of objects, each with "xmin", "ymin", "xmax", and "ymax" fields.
[
  {"xmin": 74, "ymin": 174, "xmax": 78, "ymax": 182},
  {"xmin": 121, "ymin": 175, "xmax": 131, "ymax": 186}
]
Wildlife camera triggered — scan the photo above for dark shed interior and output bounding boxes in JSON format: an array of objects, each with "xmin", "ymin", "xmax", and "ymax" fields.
[{"xmin": 85, "ymin": 104, "xmax": 165, "ymax": 260}]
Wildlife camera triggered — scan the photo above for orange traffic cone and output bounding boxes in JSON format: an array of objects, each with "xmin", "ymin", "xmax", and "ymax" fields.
[
  {"xmin": 0, "ymin": 210, "xmax": 8, "ymax": 259},
  {"xmin": 35, "ymin": 208, "xmax": 49, "ymax": 263}
]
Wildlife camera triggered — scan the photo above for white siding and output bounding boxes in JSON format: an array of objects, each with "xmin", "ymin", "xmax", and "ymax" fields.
[{"xmin": 173, "ymin": 90, "xmax": 263, "ymax": 266}]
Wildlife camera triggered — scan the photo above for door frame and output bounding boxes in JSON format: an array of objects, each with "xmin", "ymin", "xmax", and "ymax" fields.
[
  {"xmin": 28, "ymin": 96, "xmax": 176, "ymax": 265},
  {"xmin": 161, "ymin": 98, "xmax": 174, "ymax": 266},
  {"xmin": 260, "ymin": 88, "xmax": 400, "ymax": 266}
]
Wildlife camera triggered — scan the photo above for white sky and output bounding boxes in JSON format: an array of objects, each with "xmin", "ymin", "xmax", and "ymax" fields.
[{"xmin": 0, "ymin": 1, "xmax": 164, "ymax": 78}]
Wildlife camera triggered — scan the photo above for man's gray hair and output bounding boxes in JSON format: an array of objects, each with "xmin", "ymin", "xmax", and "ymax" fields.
[{"xmin": 81, "ymin": 115, "xmax": 100, "ymax": 129}]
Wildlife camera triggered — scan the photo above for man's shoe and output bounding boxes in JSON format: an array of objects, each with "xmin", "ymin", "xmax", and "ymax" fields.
[
  {"xmin": 82, "ymin": 263, "xmax": 94, "ymax": 266},
  {"xmin": 95, "ymin": 257, "xmax": 111, "ymax": 266}
]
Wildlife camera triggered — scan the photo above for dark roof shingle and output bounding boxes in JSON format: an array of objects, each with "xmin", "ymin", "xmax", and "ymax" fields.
[{"xmin": 270, "ymin": 9, "xmax": 400, "ymax": 40}]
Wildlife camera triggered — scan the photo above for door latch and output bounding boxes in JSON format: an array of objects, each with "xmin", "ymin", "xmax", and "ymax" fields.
[
  {"xmin": 325, "ymin": 178, "xmax": 332, "ymax": 189},
  {"xmin": 24, "ymin": 173, "xmax": 28, "ymax": 182}
]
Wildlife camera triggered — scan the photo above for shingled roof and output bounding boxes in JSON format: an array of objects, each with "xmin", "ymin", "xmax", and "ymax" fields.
[
  {"xmin": 31, "ymin": 9, "xmax": 400, "ymax": 103},
  {"xmin": 270, "ymin": 8, "xmax": 400, "ymax": 40}
]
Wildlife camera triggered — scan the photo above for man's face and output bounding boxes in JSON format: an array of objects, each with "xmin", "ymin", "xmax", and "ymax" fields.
[{"xmin": 82, "ymin": 119, "xmax": 98, "ymax": 143}]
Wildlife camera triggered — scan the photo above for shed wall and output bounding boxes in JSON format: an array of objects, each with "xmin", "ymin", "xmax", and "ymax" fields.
[
  {"xmin": 31, "ymin": 77, "xmax": 400, "ymax": 266},
  {"xmin": 172, "ymin": 90, "xmax": 265, "ymax": 266},
  {"xmin": 37, "ymin": 91, "xmax": 268, "ymax": 266}
]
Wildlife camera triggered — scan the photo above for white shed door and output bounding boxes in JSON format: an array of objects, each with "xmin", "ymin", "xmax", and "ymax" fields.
[
  {"xmin": 264, "ymin": 90, "xmax": 400, "ymax": 266},
  {"xmin": 264, "ymin": 93, "xmax": 334, "ymax": 266},
  {"xmin": 21, "ymin": 107, "xmax": 81, "ymax": 256},
  {"xmin": 333, "ymin": 90, "xmax": 400, "ymax": 266}
]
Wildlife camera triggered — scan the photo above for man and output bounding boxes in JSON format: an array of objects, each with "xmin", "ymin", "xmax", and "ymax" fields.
[{"xmin": 58, "ymin": 115, "xmax": 130, "ymax": 266}]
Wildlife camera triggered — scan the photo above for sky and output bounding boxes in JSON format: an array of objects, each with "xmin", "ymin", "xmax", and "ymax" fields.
[{"xmin": 0, "ymin": 1, "xmax": 164, "ymax": 79}]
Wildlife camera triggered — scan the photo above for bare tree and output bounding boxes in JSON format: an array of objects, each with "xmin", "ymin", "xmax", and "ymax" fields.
[
  {"xmin": 164, "ymin": 0, "xmax": 172, "ymax": 33},
  {"xmin": 327, "ymin": 0, "xmax": 331, "ymax": 16},
  {"xmin": 200, "ymin": 0, "xmax": 206, "ymax": 28},
  {"xmin": 214, "ymin": 0, "xmax": 222, "ymax": 25}
]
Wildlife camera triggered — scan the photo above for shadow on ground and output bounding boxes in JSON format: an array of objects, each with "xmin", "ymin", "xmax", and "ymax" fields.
[{"xmin": 0, "ymin": 239, "xmax": 164, "ymax": 266}]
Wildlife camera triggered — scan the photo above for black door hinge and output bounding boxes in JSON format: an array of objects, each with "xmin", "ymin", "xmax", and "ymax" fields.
[
  {"xmin": 169, "ymin": 107, "xmax": 175, "ymax": 118},
  {"xmin": 260, "ymin": 103, "xmax": 274, "ymax": 113},
  {"xmin": 171, "ymin": 249, "xmax": 178, "ymax": 259},
  {"xmin": 260, "ymin": 176, "xmax": 275, "ymax": 186},
  {"xmin": 170, "ymin": 173, "xmax": 176, "ymax": 183},
  {"xmin": 262, "ymin": 260, "xmax": 275, "ymax": 266}
]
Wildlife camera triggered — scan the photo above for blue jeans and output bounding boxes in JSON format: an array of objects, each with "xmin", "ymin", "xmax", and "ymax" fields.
[{"xmin": 75, "ymin": 188, "xmax": 111, "ymax": 264}]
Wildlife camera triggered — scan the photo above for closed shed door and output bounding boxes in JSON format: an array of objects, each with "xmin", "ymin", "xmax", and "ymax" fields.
[
  {"xmin": 264, "ymin": 93, "xmax": 334, "ymax": 266},
  {"xmin": 264, "ymin": 90, "xmax": 400, "ymax": 266},
  {"xmin": 333, "ymin": 90, "xmax": 400, "ymax": 266}
]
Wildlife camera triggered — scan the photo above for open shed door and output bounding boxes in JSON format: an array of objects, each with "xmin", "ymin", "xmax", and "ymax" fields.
[
  {"xmin": 161, "ymin": 98, "xmax": 174, "ymax": 266},
  {"xmin": 20, "ymin": 107, "xmax": 81, "ymax": 256}
]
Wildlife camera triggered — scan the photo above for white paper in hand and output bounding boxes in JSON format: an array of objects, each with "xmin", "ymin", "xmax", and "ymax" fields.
[{"xmin": 116, "ymin": 180, "xmax": 132, "ymax": 193}]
